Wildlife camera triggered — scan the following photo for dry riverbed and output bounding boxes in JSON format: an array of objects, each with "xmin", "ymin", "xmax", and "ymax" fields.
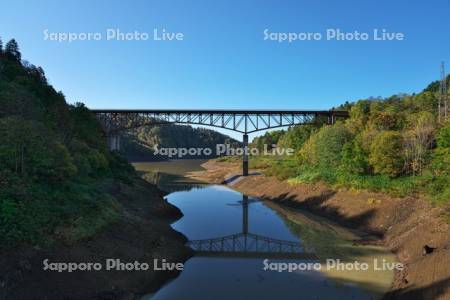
[{"xmin": 189, "ymin": 160, "xmax": 450, "ymax": 300}]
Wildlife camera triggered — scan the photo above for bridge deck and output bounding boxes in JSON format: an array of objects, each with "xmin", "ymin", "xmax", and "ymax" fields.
[{"xmin": 91, "ymin": 108, "xmax": 349, "ymax": 116}]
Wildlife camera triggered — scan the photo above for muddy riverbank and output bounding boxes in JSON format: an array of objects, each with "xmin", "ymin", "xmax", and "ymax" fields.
[
  {"xmin": 0, "ymin": 178, "xmax": 193, "ymax": 299},
  {"xmin": 190, "ymin": 160, "xmax": 450, "ymax": 300}
]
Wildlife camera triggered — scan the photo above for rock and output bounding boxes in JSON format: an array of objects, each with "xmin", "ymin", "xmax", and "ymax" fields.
[{"xmin": 423, "ymin": 244, "xmax": 437, "ymax": 255}]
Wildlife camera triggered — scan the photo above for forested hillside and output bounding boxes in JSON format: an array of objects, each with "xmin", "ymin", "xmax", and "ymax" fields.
[
  {"xmin": 248, "ymin": 79, "xmax": 450, "ymax": 204},
  {"xmin": 0, "ymin": 38, "xmax": 134, "ymax": 247},
  {"xmin": 122, "ymin": 125, "xmax": 240, "ymax": 160}
]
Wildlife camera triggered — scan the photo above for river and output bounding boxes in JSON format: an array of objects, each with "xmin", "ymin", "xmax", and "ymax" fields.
[{"xmin": 134, "ymin": 160, "xmax": 396, "ymax": 300}]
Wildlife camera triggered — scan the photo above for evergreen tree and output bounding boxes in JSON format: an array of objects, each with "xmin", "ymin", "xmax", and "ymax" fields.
[{"xmin": 5, "ymin": 39, "xmax": 21, "ymax": 61}]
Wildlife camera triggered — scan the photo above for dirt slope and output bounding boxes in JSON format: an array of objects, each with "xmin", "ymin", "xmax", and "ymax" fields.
[{"xmin": 0, "ymin": 179, "xmax": 193, "ymax": 300}]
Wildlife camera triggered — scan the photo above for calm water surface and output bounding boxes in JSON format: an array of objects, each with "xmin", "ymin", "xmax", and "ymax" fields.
[{"xmin": 134, "ymin": 160, "xmax": 395, "ymax": 300}]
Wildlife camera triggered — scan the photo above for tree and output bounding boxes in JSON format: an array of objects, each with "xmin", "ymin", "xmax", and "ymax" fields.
[
  {"xmin": 0, "ymin": 117, "xmax": 76, "ymax": 182},
  {"xmin": 0, "ymin": 36, "xmax": 3, "ymax": 54},
  {"xmin": 432, "ymin": 122, "xmax": 450, "ymax": 176},
  {"xmin": 299, "ymin": 124, "xmax": 352, "ymax": 168},
  {"xmin": 341, "ymin": 137, "xmax": 369, "ymax": 174},
  {"xmin": 369, "ymin": 131, "xmax": 404, "ymax": 177},
  {"xmin": 5, "ymin": 39, "xmax": 21, "ymax": 61},
  {"xmin": 403, "ymin": 112, "xmax": 435, "ymax": 175},
  {"xmin": 436, "ymin": 122, "xmax": 450, "ymax": 148},
  {"xmin": 0, "ymin": 37, "xmax": 138, "ymax": 246},
  {"xmin": 277, "ymin": 125, "xmax": 316, "ymax": 150},
  {"xmin": 251, "ymin": 130, "xmax": 285, "ymax": 152},
  {"xmin": 369, "ymin": 111, "xmax": 399, "ymax": 130},
  {"xmin": 346, "ymin": 100, "xmax": 371, "ymax": 134}
]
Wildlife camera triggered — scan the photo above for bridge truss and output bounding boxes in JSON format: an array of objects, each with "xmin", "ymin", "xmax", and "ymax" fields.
[
  {"xmin": 92, "ymin": 109, "xmax": 349, "ymax": 175},
  {"xmin": 92, "ymin": 109, "xmax": 348, "ymax": 134}
]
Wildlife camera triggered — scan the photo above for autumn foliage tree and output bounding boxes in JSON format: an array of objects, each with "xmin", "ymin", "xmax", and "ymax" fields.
[{"xmin": 369, "ymin": 131, "xmax": 404, "ymax": 177}]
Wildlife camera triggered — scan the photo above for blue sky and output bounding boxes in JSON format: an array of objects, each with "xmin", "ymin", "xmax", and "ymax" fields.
[{"xmin": 1, "ymin": 0, "xmax": 449, "ymax": 138}]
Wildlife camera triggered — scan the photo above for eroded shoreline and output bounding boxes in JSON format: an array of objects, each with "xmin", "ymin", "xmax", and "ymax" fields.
[
  {"xmin": 0, "ymin": 178, "xmax": 193, "ymax": 299},
  {"xmin": 189, "ymin": 160, "xmax": 450, "ymax": 300}
]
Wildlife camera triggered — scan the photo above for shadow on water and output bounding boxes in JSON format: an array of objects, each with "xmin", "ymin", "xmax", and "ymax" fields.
[
  {"xmin": 264, "ymin": 200, "xmax": 396, "ymax": 299},
  {"xmin": 140, "ymin": 170, "xmax": 207, "ymax": 193},
  {"xmin": 266, "ymin": 201, "xmax": 387, "ymax": 260},
  {"xmin": 262, "ymin": 191, "xmax": 383, "ymax": 237},
  {"xmin": 133, "ymin": 159, "xmax": 209, "ymax": 193}
]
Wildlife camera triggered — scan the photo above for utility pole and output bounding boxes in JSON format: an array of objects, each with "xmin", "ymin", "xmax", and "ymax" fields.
[{"xmin": 439, "ymin": 61, "xmax": 448, "ymax": 123}]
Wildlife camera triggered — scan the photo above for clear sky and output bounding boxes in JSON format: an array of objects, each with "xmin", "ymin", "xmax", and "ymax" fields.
[{"xmin": 1, "ymin": 0, "xmax": 449, "ymax": 138}]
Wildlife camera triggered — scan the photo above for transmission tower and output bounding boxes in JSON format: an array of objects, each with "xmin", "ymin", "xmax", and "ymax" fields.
[{"xmin": 439, "ymin": 61, "xmax": 448, "ymax": 123}]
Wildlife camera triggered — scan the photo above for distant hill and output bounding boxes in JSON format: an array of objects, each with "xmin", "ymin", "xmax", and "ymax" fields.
[{"xmin": 121, "ymin": 124, "xmax": 240, "ymax": 161}]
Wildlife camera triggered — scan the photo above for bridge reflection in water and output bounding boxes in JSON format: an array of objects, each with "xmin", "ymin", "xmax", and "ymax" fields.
[{"xmin": 187, "ymin": 195, "xmax": 317, "ymax": 259}]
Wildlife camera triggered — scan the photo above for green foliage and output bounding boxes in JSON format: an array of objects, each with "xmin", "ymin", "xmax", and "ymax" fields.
[
  {"xmin": 432, "ymin": 146, "xmax": 450, "ymax": 175},
  {"xmin": 290, "ymin": 168, "xmax": 423, "ymax": 197},
  {"xmin": 265, "ymin": 157, "xmax": 301, "ymax": 180},
  {"xmin": 436, "ymin": 122, "xmax": 450, "ymax": 148},
  {"xmin": 108, "ymin": 152, "xmax": 135, "ymax": 184},
  {"xmin": 277, "ymin": 125, "xmax": 316, "ymax": 150},
  {"xmin": 251, "ymin": 130, "xmax": 285, "ymax": 152},
  {"xmin": 427, "ymin": 123, "xmax": 450, "ymax": 204},
  {"xmin": 247, "ymin": 156, "xmax": 273, "ymax": 169},
  {"xmin": 57, "ymin": 194, "xmax": 121, "ymax": 243},
  {"xmin": 69, "ymin": 103, "xmax": 108, "ymax": 150},
  {"xmin": 299, "ymin": 123, "xmax": 352, "ymax": 169},
  {"xmin": 248, "ymin": 79, "xmax": 448, "ymax": 204},
  {"xmin": 0, "ymin": 117, "xmax": 77, "ymax": 182},
  {"xmin": 341, "ymin": 138, "xmax": 369, "ymax": 174},
  {"xmin": 403, "ymin": 112, "xmax": 435, "ymax": 175},
  {"xmin": 423, "ymin": 75, "xmax": 450, "ymax": 93},
  {"xmin": 0, "ymin": 38, "xmax": 134, "ymax": 247},
  {"xmin": 4, "ymin": 39, "xmax": 21, "ymax": 61},
  {"xmin": 369, "ymin": 131, "xmax": 404, "ymax": 177},
  {"xmin": 366, "ymin": 100, "xmax": 402, "ymax": 131}
]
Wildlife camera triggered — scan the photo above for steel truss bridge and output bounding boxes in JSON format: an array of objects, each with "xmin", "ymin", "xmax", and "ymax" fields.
[
  {"xmin": 92, "ymin": 109, "xmax": 348, "ymax": 134},
  {"xmin": 91, "ymin": 109, "xmax": 349, "ymax": 175}
]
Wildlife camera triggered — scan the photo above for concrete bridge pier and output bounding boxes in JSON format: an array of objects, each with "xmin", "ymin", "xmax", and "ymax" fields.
[
  {"xmin": 243, "ymin": 134, "xmax": 249, "ymax": 176},
  {"xmin": 108, "ymin": 131, "xmax": 121, "ymax": 152},
  {"xmin": 242, "ymin": 195, "xmax": 249, "ymax": 234}
]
